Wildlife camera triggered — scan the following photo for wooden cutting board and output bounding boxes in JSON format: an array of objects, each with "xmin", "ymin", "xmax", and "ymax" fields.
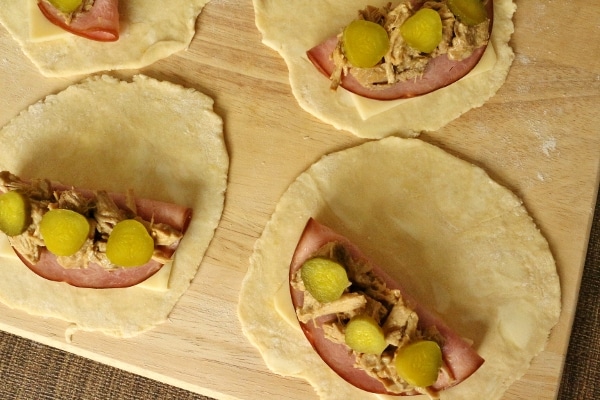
[{"xmin": 0, "ymin": 1, "xmax": 598, "ymax": 399}]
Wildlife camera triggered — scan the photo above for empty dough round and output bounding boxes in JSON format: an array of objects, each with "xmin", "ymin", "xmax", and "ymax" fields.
[{"xmin": 238, "ymin": 137, "xmax": 560, "ymax": 399}]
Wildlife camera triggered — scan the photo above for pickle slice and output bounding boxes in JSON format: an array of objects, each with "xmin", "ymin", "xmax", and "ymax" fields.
[
  {"xmin": 300, "ymin": 257, "xmax": 350, "ymax": 303},
  {"xmin": 395, "ymin": 340, "xmax": 443, "ymax": 387},
  {"xmin": 0, "ymin": 191, "xmax": 31, "ymax": 236},
  {"xmin": 400, "ymin": 8, "xmax": 443, "ymax": 54},
  {"xmin": 48, "ymin": 0, "xmax": 84, "ymax": 14},
  {"xmin": 344, "ymin": 315, "xmax": 388, "ymax": 355},
  {"xmin": 40, "ymin": 209, "xmax": 90, "ymax": 256},
  {"xmin": 447, "ymin": 0, "xmax": 488, "ymax": 26},
  {"xmin": 342, "ymin": 20, "xmax": 390, "ymax": 68},
  {"xmin": 106, "ymin": 219, "xmax": 155, "ymax": 267}
]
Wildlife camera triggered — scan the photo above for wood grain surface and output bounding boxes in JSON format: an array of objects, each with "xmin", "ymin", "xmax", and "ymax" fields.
[{"xmin": 0, "ymin": 1, "xmax": 599, "ymax": 399}]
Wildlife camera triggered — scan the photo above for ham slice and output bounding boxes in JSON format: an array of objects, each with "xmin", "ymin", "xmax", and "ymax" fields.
[
  {"xmin": 38, "ymin": 0, "xmax": 120, "ymax": 42},
  {"xmin": 17, "ymin": 251, "xmax": 164, "ymax": 289},
  {"xmin": 306, "ymin": 0, "xmax": 494, "ymax": 100},
  {"xmin": 14, "ymin": 184, "xmax": 192, "ymax": 289},
  {"xmin": 289, "ymin": 218, "xmax": 484, "ymax": 394}
]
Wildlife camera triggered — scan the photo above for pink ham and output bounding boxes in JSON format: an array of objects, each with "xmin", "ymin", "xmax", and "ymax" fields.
[
  {"xmin": 14, "ymin": 184, "xmax": 192, "ymax": 289},
  {"xmin": 289, "ymin": 218, "xmax": 484, "ymax": 394},
  {"xmin": 306, "ymin": 0, "xmax": 494, "ymax": 100},
  {"xmin": 38, "ymin": 0, "xmax": 120, "ymax": 42},
  {"xmin": 16, "ymin": 251, "xmax": 164, "ymax": 289}
]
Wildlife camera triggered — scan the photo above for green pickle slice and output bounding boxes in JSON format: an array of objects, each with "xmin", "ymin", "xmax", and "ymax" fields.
[
  {"xmin": 400, "ymin": 8, "xmax": 443, "ymax": 53},
  {"xmin": 447, "ymin": 0, "xmax": 488, "ymax": 26},
  {"xmin": 344, "ymin": 315, "xmax": 388, "ymax": 355},
  {"xmin": 49, "ymin": 0, "xmax": 84, "ymax": 14},
  {"xmin": 106, "ymin": 219, "xmax": 155, "ymax": 267},
  {"xmin": 342, "ymin": 20, "xmax": 390, "ymax": 68},
  {"xmin": 395, "ymin": 340, "xmax": 443, "ymax": 387},
  {"xmin": 0, "ymin": 191, "xmax": 32, "ymax": 236},
  {"xmin": 39, "ymin": 209, "xmax": 90, "ymax": 256},
  {"xmin": 300, "ymin": 257, "xmax": 349, "ymax": 303}
]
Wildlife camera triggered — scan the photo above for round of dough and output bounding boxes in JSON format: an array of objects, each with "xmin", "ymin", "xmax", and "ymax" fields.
[
  {"xmin": 0, "ymin": 1, "xmax": 209, "ymax": 77},
  {"xmin": 238, "ymin": 137, "xmax": 560, "ymax": 399},
  {"xmin": 0, "ymin": 74, "xmax": 229, "ymax": 338},
  {"xmin": 252, "ymin": 0, "xmax": 516, "ymax": 138}
]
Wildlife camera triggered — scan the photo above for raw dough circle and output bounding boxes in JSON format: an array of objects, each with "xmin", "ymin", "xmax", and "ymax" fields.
[
  {"xmin": 0, "ymin": 1, "xmax": 209, "ymax": 77},
  {"xmin": 238, "ymin": 137, "xmax": 560, "ymax": 399},
  {"xmin": 0, "ymin": 74, "xmax": 229, "ymax": 338},
  {"xmin": 252, "ymin": 0, "xmax": 516, "ymax": 138}
]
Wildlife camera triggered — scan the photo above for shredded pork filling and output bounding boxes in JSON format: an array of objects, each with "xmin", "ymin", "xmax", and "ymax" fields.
[
  {"xmin": 42, "ymin": 0, "xmax": 96, "ymax": 23},
  {"xmin": 0, "ymin": 171, "xmax": 182, "ymax": 270},
  {"xmin": 330, "ymin": 0, "xmax": 491, "ymax": 90},
  {"xmin": 293, "ymin": 242, "xmax": 449, "ymax": 397}
]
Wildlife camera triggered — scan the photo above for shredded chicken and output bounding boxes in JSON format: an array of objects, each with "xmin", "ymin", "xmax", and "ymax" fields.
[
  {"xmin": 383, "ymin": 298, "xmax": 419, "ymax": 348},
  {"xmin": 297, "ymin": 292, "xmax": 367, "ymax": 324},
  {"xmin": 330, "ymin": 0, "xmax": 491, "ymax": 90},
  {"xmin": 294, "ymin": 242, "xmax": 445, "ymax": 398},
  {"xmin": 1, "ymin": 171, "xmax": 51, "ymax": 199},
  {"xmin": 55, "ymin": 190, "xmax": 93, "ymax": 215},
  {"xmin": 42, "ymin": 0, "xmax": 96, "ymax": 23},
  {"xmin": 1, "ymin": 171, "xmax": 183, "ymax": 271},
  {"xmin": 94, "ymin": 191, "xmax": 128, "ymax": 237}
]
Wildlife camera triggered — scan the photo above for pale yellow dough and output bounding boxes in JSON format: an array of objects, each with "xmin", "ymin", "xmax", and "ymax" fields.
[
  {"xmin": 0, "ymin": 75, "xmax": 229, "ymax": 338},
  {"xmin": 238, "ymin": 137, "xmax": 560, "ymax": 399},
  {"xmin": 252, "ymin": 0, "xmax": 516, "ymax": 138},
  {"xmin": 0, "ymin": 1, "xmax": 210, "ymax": 77}
]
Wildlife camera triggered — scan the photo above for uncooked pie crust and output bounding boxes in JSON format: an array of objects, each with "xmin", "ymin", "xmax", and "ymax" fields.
[
  {"xmin": 0, "ymin": 1, "xmax": 210, "ymax": 77},
  {"xmin": 238, "ymin": 137, "xmax": 560, "ymax": 399},
  {"xmin": 252, "ymin": 0, "xmax": 516, "ymax": 138},
  {"xmin": 0, "ymin": 74, "xmax": 228, "ymax": 338}
]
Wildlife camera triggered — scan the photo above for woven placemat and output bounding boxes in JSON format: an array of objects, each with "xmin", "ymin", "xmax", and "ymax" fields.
[
  {"xmin": 1, "ymin": 198, "xmax": 598, "ymax": 399},
  {"xmin": 0, "ymin": 332, "xmax": 213, "ymax": 400},
  {"xmin": 557, "ymin": 194, "xmax": 600, "ymax": 400}
]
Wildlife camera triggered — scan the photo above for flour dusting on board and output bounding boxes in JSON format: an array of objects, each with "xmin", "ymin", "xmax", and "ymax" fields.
[
  {"xmin": 540, "ymin": 136, "xmax": 557, "ymax": 157},
  {"xmin": 477, "ymin": 98, "xmax": 564, "ymax": 189},
  {"xmin": 527, "ymin": 109, "xmax": 561, "ymax": 158}
]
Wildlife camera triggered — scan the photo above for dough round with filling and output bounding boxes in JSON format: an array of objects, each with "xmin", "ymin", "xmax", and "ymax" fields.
[
  {"xmin": 252, "ymin": 0, "xmax": 516, "ymax": 138},
  {"xmin": 238, "ymin": 137, "xmax": 560, "ymax": 399},
  {"xmin": 0, "ymin": 1, "xmax": 209, "ymax": 77},
  {"xmin": 0, "ymin": 74, "xmax": 228, "ymax": 338}
]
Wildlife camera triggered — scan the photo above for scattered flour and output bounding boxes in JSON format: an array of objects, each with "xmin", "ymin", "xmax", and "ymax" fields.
[
  {"xmin": 540, "ymin": 136, "xmax": 557, "ymax": 157},
  {"xmin": 536, "ymin": 171, "xmax": 550, "ymax": 182},
  {"xmin": 523, "ymin": 108, "xmax": 560, "ymax": 158},
  {"xmin": 515, "ymin": 53, "xmax": 534, "ymax": 66}
]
